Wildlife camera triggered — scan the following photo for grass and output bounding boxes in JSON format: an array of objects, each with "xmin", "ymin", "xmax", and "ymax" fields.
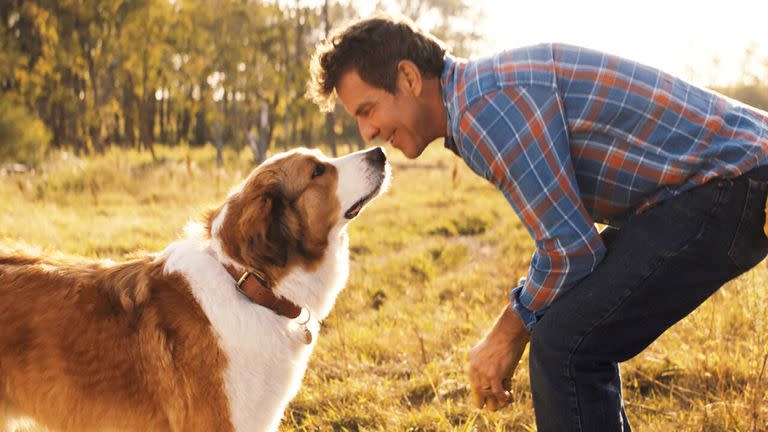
[{"xmin": 1, "ymin": 143, "xmax": 766, "ymax": 431}]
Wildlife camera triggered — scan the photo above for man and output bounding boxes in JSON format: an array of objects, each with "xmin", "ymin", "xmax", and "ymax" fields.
[{"xmin": 307, "ymin": 14, "xmax": 768, "ymax": 431}]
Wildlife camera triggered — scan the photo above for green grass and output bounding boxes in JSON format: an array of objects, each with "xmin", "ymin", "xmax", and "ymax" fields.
[{"xmin": 1, "ymin": 143, "xmax": 766, "ymax": 431}]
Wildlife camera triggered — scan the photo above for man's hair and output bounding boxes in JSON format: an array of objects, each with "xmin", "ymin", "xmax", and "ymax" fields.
[{"xmin": 307, "ymin": 14, "xmax": 448, "ymax": 112}]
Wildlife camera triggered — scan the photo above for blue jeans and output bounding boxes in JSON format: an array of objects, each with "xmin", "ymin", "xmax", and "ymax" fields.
[{"xmin": 529, "ymin": 166, "xmax": 768, "ymax": 432}]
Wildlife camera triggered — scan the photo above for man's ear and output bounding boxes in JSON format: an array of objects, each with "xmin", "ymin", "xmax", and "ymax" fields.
[{"xmin": 396, "ymin": 60, "xmax": 423, "ymax": 97}]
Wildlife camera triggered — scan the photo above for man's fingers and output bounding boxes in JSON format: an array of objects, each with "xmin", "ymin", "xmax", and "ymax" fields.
[
  {"xmin": 502, "ymin": 377, "xmax": 512, "ymax": 391},
  {"xmin": 490, "ymin": 379, "xmax": 510, "ymax": 405},
  {"xmin": 469, "ymin": 382, "xmax": 512, "ymax": 411},
  {"xmin": 485, "ymin": 396, "xmax": 498, "ymax": 411},
  {"xmin": 470, "ymin": 387, "xmax": 485, "ymax": 408}
]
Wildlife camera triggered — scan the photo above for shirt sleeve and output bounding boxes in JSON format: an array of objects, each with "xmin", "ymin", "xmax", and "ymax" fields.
[{"xmin": 457, "ymin": 85, "xmax": 606, "ymax": 331}]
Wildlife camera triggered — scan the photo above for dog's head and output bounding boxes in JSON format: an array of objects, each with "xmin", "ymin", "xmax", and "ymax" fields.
[{"xmin": 207, "ymin": 147, "xmax": 390, "ymax": 272}]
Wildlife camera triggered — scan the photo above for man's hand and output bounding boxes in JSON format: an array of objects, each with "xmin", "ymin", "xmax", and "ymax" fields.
[{"xmin": 467, "ymin": 304, "xmax": 530, "ymax": 410}]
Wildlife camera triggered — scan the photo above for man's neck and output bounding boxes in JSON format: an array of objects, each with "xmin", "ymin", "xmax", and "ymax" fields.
[{"xmin": 422, "ymin": 77, "xmax": 448, "ymax": 141}]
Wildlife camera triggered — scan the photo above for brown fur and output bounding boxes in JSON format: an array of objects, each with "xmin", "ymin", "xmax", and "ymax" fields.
[
  {"xmin": 213, "ymin": 151, "xmax": 340, "ymax": 287},
  {"xmin": 0, "ymin": 251, "xmax": 233, "ymax": 432}
]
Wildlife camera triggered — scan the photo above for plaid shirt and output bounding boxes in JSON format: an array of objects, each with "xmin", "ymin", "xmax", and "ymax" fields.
[{"xmin": 440, "ymin": 43, "xmax": 768, "ymax": 331}]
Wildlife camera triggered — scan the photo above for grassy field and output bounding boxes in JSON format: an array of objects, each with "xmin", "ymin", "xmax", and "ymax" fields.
[{"xmin": 1, "ymin": 143, "xmax": 766, "ymax": 431}]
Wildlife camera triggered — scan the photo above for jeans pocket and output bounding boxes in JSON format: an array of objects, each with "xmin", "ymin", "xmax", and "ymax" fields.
[{"xmin": 727, "ymin": 179, "xmax": 768, "ymax": 272}]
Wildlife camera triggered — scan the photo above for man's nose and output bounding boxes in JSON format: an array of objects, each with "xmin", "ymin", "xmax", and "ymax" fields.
[{"xmin": 358, "ymin": 118, "xmax": 379, "ymax": 142}]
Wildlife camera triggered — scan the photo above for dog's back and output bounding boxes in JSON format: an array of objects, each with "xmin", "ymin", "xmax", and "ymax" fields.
[{"xmin": 0, "ymin": 251, "xmax": 233, "ymax": 432}]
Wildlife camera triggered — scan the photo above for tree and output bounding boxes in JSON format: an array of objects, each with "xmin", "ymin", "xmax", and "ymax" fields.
[
  {"xmin": 0, "ymin": 0, "xmax": 489, "ymax": 165},
  {"xmin": 0, "ymin": 96, "xmax": 50, "ymax": 166}
]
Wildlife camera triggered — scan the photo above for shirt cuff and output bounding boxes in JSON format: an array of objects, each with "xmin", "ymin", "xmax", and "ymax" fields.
[{"xmin": 509, "ymin": 279, "xmax": 544, "ymax": 332}]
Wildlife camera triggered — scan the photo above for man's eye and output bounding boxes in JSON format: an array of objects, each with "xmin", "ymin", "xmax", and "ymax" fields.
[{"xmin": 312, "ymin": 163, "xmax": 325, "ymax": 178}]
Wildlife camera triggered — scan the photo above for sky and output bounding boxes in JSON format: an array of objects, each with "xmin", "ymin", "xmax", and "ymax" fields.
[
  {"xmin": 473, "ymin": 0, "xmax": 768, "ymax": 87},
  {"xmin": 340, "ymin": 0, "xmax": 768, "ymax": 87}
]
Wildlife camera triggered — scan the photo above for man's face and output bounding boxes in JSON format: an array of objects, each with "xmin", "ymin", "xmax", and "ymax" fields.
[{"xmin": 336, "ymin": 68, "xmax": 431, "ymax": 159}]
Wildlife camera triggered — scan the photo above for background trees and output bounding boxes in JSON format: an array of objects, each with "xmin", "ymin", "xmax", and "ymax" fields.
[
  {"xmin": 2, "ymin": 0, "xmax": 492, "ymax": 166},
  {"xmin": 0, "ymin": 0, "xmax": 766, "ymax": 166}
]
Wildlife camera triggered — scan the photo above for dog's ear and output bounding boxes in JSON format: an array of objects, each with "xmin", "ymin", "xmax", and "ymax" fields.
[
  {"xmin": 238, "ymin": 185, "xmax": 294, "ymax": 268},
  {"xmin": 203, "ymin": 206, "xmax": 222, "ymax": 239}
]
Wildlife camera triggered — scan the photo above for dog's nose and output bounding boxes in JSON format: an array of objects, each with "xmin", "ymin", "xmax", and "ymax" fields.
[{"xmin": 364, "ymin": 147, "xmax": 386, "ymax": 167}]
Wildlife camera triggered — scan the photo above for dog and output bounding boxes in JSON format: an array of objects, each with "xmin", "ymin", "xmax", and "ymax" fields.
[{"xmin": 0, "ymin": 146, "xmax": 390, "ymax": 432}]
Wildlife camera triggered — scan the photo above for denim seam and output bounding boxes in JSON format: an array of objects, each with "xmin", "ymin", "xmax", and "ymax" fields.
[
  {"xmin": 727, "ymin": 180, "xmax": 755, "ymax": 268},
  {"xmin": 562, "ymin": 182, "xmax": 727, "ymax": 430},
  {"xmin": 727, "ymin": 178, "xmax": 768, "ymax": 270}
]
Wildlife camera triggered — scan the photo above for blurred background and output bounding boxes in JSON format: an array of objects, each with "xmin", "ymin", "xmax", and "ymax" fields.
[{"xmin": 1, "ymin": 0, "xmax": 766, "ymax": 168}]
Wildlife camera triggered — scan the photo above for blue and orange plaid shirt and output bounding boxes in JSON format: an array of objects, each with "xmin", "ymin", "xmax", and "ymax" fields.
[{"xmin": 440, "ymin": 43, "xmax": 768, "ymax": 330}]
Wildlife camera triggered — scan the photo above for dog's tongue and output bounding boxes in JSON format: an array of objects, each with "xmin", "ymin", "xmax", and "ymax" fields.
[{"xmin": 350, "ymin": 203, "xmax": 362, "ymax": 217}]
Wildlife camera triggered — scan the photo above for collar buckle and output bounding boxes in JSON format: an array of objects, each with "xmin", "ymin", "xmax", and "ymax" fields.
[{"xmin": 235, "ymin": 269, "xmax": 267, "ymax": 294}]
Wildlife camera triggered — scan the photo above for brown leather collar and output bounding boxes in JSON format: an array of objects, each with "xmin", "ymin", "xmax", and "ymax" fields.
[{"xmin": 223, "ymin": 264, "xmax": 302, "ymax": 319}]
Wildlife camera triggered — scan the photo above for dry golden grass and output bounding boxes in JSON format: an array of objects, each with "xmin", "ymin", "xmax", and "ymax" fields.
[{"xmin": 1, "ymin": 143, "xmax": 766, "ymax": 431}]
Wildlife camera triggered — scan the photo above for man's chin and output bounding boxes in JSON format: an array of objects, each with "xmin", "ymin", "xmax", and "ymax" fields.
[{"xmin": 396, "ymin": 141, "xmax": 429, "ymax": 159}]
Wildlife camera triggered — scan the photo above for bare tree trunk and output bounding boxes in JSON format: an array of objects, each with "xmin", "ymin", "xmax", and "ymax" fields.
[
  {"xmin": 266, "ymin": 94, "xmax": 278, "ymax": 151},
  {"xmin": 159, "ymin": 86, "xmax": 166, "ymax": 144},
  {"xmin": 122, "ymin": 74, "xmax": 137, "ymax": 148},
  {"xmin": 305, "ymin": 114, "xmax": 314, "ymax": 148},
  {"xmin": 250, "ymin": 100, "xmax": 270, "ymax": 164},
  {"xmin": 325, "ymin": 113, "xmax": 336, "ymax": 156},
  {"xmin": 139, "ymin": 47, "xmax": 156, "ymax": 160},
  {"xmin": 214, "ymin": 121, "xmax": 223, "ymax": 168},
  {"xmin": 139, "ymin": 96, "xmax": 156, "ymax": 159},
  {"xmin": 81, "ymin": 22, "xmax": 104, "ymax": 153},
  {"xmin": 166, "ymin": 96, "xmax": 174, "ymax": 144}
]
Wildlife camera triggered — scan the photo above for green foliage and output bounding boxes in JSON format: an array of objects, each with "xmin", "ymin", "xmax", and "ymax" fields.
[
  {"xmin": 0, "ymin": 97, "xmax": 51, "ymax": 166},
  {"xmin": 0, "ymin": 0, "xmax": 480, "ymax": 159}
]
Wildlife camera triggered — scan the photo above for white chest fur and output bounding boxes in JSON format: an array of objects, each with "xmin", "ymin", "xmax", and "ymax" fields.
[{"xmin": 161, "ymin": 229, "xmax": 349, "ymax": 432}]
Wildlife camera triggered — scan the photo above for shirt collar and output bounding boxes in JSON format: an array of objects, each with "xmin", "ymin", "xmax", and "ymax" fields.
[{"xmin": 440, "ymin": 53, "xmax": 460, "ymax": 156}]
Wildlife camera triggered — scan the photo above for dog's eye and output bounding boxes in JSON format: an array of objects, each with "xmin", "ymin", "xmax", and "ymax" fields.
[{"xmin": 311, "ymin": 163, "xmax": 325, "ymax": 179}]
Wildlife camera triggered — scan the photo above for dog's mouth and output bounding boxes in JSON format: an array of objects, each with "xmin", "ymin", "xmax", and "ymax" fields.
[{"xmin": 344, "ymin": 180, "xmax": 385, "ymax": 220}]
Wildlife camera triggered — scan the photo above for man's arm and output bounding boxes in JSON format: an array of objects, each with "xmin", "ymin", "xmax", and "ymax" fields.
[{"xmin": 458, "ymin": 85, "xmax": 605, "ymax": 408}]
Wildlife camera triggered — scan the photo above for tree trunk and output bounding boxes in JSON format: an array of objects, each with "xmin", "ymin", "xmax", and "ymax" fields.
[
  {"xmin": 51, "ymin": 102, "xmax": 65, "ymax": 148},
  {"xmin": 165, "ymin": 96, "xmax": 173, "ymax": 145},
  {"xmin": 179, "ymin": 87, "xmax": 192, "ymax": 144},
  {"xmin": 194, "ymin": 108, "xmax": 207, "ymax": 146},
  {"xmin": 325, "ymin": 112, "xmax": 336, "ymax": 156},
  {"xmin": 112, "ymin": 113, "xmax": 121, "ymax": 144},
  {"xmin": 250, "ymin": 100, "xmax": 270, "ymax": 164},
  {"xmin": 159, "ymin": 89, "xmax": 166, "ymax": 144},
  {"xmin": 122, "ymin": 74, "xmax": 137, "ymax": 148},
  {"xmin": 214, "ymin": 121, "xmax": 223, "ymax": 168},
  {"xmin": 304, "ymin": 114, "xmax": 314, "ymax": 148},
  {"xmin": 139, "ymin": 95, "xmax": 156, "ymax": 159},
  {"xmin": 179, "ymin": 107, "xmax": 191, "ymax": 144},
  {"xmin": 81, "ymin": 23, "xmax": 104, "ymax": 153}
]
